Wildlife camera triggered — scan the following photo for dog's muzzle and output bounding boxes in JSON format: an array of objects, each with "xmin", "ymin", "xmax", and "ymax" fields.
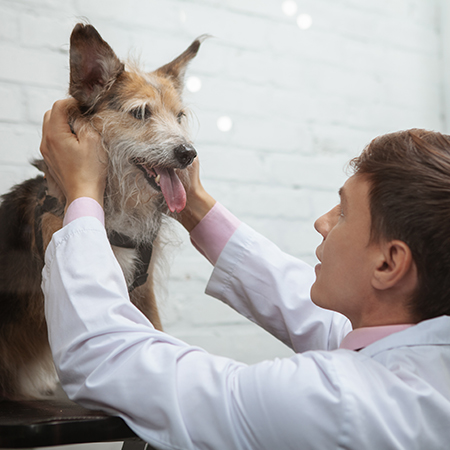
[{"xmin": 131, "ymin": 144, "xmax": 197, "ymax": 213}]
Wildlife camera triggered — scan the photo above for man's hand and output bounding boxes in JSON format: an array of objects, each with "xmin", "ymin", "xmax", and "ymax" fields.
[
  {"xmin": 40, "ymin": 99, "xmax": 107, "ymax": 210},
  {"xmin": 178, "ymin": 157, "xmax": 216, "ymax": 232}
]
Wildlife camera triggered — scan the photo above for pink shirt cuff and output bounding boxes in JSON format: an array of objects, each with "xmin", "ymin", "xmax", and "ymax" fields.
[
  {"xmin": 190, "ymin": 202, "xmax": 241, "ymax": 265},
  {"xmin": 63, "ymin": 197, "xmax": 105, "ymax": 227}
]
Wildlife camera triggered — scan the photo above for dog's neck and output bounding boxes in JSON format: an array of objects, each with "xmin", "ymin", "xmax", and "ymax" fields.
[{"xmin": 107, "ymin": 230, "xmax": 154, "ymax": 292}]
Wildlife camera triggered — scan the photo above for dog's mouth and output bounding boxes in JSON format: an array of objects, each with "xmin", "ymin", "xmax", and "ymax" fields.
[{"xmin": 133, "ymin": 158, "xmax": 187, "ymax": 213}]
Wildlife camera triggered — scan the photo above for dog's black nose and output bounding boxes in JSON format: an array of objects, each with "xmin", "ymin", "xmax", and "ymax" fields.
[{"xmin": 174, "ymin": 144, "xmax": 197, "ymax": 167}]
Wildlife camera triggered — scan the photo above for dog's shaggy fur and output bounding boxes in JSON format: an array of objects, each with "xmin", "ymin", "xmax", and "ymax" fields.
[{"xmin": 0, "ymin": 23, "xmax": 204, "ymax": 400}]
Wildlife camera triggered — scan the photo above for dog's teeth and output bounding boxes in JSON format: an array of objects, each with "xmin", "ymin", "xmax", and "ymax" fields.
[{"xmin": 155, "ymin": 174, "xmax": 161, "ymax": 185}]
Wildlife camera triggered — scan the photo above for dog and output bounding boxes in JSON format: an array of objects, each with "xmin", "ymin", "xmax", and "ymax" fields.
[{"xmin": 0, "ymin": 23, "xmax": 204, "ymax": 400}]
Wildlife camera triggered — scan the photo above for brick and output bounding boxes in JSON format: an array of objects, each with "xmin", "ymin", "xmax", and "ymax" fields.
[
  {"xmin": 0, "ymin": 164, "xmax": 41, "ymax": 196},
  {"xmin": 244, "ymin": 217, "xmax": 321, "ymax": 259},
  {"xmin": 168, "ymin": 280, "xmax": 249, "ymax": 327},
  {"xmin": 10, "ymin": 0, "xmax": 75, "ymax": 14},
  {"xmin": 167, "ymin": 241, "xmax": 212, "ymax": 283},
  {"xmin": 19, "ymin": 14, "xmax": 73, "ymax": 50},
  {"xmin": 192, "ymin": 76, "xmax": 270, "ymax": 115},
  {"xmin": 205, "ymin": 180, "xmax": 312, "ymax": 220},
  {"xmin": 309, "ymin": 124, "xmax": 377, "ymax": 156},
  {"xmin": 195, "ymin": 145, "xmax": 268, "ymax": 183},
  {"xmin": 74, "ymin": 0, "xmax": 179, "ymax": 32},
  {"xmin": 226, "ymin": 49, "xmax": 277, "ymax": 85},
  {"xmin": 24, "ymin": 86, "xmax": 66, "ymax": 124},
  {"xmin": 0, "ymin": 43, "xmax": 68, "ymax": 88},
  {"xmin": 0, "ymin": 5, "xmax": 19, "ymax": 41},
  {"xmin": 267, "ymin": 152, "xmax": 350, "ymax": 190},
  {"xmin": 177, "ymin": 2, "xmax": 271, "ymax": 51},
  {"xmin": 0, "ymin": 83, "xmax": 24, "ymax": 122},
  {"xmin": 0, "ymin": 123, "xmax": 42, "ymax": 165},
  {"xmin": 228, "ymin": 115, "xmax": 306, "ymax": 152},
  {"xmin": 184, "ymin": 41, "xmax": 235, "ymax": 78},
  {"xmin": 267, "ymin": 23, "xmax": 329, "ymax": 62},
  {"xmin": 215, "ymin": 0, "xmax": 290, "ymax": 19},
  {"xmin": 126, "ymin": 30, "xmax": 182, "ymax": 70}
]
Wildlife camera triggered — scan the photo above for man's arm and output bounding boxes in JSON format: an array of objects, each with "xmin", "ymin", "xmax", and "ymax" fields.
[
  {"xmin": 43, "ymin": 217, "xmax": 345, "ymax": 450},
  {"xmin": 205, "ymin": 219, "xmax": 351, "ymax": 352},
  {"xmin": 178, "ymin": 162, "xmax": 351, "ymax": 351}
]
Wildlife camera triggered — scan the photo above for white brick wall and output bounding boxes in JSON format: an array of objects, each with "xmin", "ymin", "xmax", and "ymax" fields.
[{"xmin": 0, "ymin": 0, "xmax": 446, "ymax": 371}]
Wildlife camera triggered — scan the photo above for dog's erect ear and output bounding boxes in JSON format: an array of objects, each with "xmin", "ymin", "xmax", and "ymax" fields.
[
  {"xmin": 69, "ymin": 23, "xmax": 124, "ymax": 111},
  {"xmin": 156, "ymin": 35, "xmax": 208, "ymax": 92}
]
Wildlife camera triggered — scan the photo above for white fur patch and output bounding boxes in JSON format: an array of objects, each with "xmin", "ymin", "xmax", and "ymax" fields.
[{"xmin": 111, "ymin": 246, "xmax": 139, "ymax": 287}]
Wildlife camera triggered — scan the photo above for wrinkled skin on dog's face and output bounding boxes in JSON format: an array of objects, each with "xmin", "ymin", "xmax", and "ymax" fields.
[{"xmin": 68, "ymin": 23, "xmax": 203, "ymax": 229}]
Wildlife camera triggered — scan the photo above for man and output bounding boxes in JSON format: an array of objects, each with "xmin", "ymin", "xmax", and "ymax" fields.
[{"xmin": 40, "ymin": 99, "xmax": 450, "ymax": 449}]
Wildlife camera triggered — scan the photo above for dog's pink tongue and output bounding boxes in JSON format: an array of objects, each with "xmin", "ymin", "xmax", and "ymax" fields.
[{"xmin": 154, "ymin": 167, "xmax": 186, "ymax": 213}]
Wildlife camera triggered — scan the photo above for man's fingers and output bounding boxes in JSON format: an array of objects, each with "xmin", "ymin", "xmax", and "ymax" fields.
[
  {"xmin": 42, "ymin": 109, "xmax": 51, "ymax": 128},
  {"xmin": 42, "ymin": 99, "xmax": 76, "ymax": 145},
  {"xmin": 40, "ymin": 110, "xmax": 52, "ymax": 159},
  {"xmin": 51, "ymin": 99, "xmax": 76, "ymax": 135},
  {"xmin": 51, "ymin": 98, "xmax": 77, "ymax": 117},
  {"xmin": 75, "ymin": 125, "xmax": 107, "ymax": 164},
  {"xmin": 45, "ymin": 168, "xmax": 65, "ymax": 201}
]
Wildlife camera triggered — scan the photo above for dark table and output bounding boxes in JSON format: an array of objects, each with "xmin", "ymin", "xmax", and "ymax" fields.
[{"xmin": 0, "ymin": 396, "xmax": 153, "ymax": 449}]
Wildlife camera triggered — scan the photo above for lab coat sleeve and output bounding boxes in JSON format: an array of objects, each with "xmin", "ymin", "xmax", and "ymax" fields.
[
  {"xmin": 206, "ymin": 223, "xmax": 351, "ymax": 352},
  {"xmin": 42, "ymin": 217, "xmax": 346, "ymax": 450}
]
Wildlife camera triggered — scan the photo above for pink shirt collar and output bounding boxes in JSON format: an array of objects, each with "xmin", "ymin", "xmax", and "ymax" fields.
[{"xmin": 339, "ymin": 324, "xmax": 414, "ymax": 351}]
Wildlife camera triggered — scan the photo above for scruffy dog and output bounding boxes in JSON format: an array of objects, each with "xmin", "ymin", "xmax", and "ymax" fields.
[{"xmin": 0, "ymin": 23, "xmax": 204, "ymax": 400}]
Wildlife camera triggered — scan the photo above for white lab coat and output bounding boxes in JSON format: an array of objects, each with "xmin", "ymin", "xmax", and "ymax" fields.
[{"xmin": 43, "ymin": 217, "xmax": 450, "ymax": 450}]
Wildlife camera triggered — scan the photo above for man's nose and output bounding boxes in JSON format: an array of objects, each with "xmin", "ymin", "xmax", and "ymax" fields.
[{"xmin": 314, "ymin": 206, "xmax": 338, "ymax": 239}]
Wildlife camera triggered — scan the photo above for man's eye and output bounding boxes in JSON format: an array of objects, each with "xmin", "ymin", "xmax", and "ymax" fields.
[{"xmin": 130, "ymin": 106, "xmax": 152, "ymax": 120}]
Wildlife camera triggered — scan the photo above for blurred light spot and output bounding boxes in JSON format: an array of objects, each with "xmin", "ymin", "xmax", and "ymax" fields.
[
  {"xmin": 282, "ymin": 1, "xmax": 297, "ymax": 16},
  {"xmin": 186, "ymin": 76, "xmax": 202, "ymax": 93},
  {"xmin": 217, "ymin": 116, "xmax": 233, "ymax": 132},
  {"xmin": 179, "ymin": 10, "xmax": 187, "ymax": 23},
  {"xmin": 297, "ymin": 13, "xmax": 313, "ymax": 30}
]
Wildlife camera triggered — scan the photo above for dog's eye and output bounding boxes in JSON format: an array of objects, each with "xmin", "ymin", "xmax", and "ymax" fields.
[
  {"xmin": 177, "ymin": 111, "xmax": 186, "ymax": 124},
  {"xmin": 130, "ymin": 106, "xmax": 151, "ymax": 121}
]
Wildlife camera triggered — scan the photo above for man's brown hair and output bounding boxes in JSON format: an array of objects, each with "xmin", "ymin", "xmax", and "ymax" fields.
[{"xmin": 350, "ymin": 129, "xmax": 450, "ymax": 321}]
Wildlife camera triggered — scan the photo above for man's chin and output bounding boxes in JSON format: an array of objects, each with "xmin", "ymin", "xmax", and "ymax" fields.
[
  {"xmin": 310, "ymin": 283, "xmax": 333, "ymax": 311},
  {"xmin": 310, "ymin": 283, "xmax": 321, "ymax": 307}
]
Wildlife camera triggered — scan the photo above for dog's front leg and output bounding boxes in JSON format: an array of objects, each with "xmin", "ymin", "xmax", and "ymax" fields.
[
  {"xmin": 130, "ymin": 267, "xmax": 163, "ymax": 331},
  {"xmin": 41, "ymin": 212, "xmax": 63, "ymax": 252}
]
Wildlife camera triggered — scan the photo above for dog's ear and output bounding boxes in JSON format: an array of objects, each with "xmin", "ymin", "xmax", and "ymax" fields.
[
  {"xmin": 156, "ymin": 35, "xmax": 208, "ymax": 92},
  {"xmin": 69, "ymin": 23, "xmax": 124, "ymax": 111}
]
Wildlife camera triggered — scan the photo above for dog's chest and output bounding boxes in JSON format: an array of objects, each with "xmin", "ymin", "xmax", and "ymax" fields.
[{"xmin": 111, "ymin": 245, "xmax": 139, "ymax": 287}]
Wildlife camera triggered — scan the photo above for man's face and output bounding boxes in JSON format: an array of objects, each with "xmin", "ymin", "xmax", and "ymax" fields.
[{"xmin": 311, "ymin": 174, "xmax": 380, "ymax": 327}]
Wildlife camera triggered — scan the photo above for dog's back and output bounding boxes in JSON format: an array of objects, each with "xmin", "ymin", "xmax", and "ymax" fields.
[{"xmin": 0, "ymin": 176, "xmax": 60, "ymax": 399}]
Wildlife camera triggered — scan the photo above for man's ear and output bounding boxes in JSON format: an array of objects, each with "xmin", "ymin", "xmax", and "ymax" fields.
[{"xmin": 372, "ymin": 240, "xmax": 417, "ymax": 291}]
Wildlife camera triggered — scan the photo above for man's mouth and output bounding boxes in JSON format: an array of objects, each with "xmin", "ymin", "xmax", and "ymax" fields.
[
  {"xmin": 315, "ymin": 251, "xmax": 322, "ymax": 263},
  {"xmin": 133, "ymin": 158, "xmax": 187, "ymax": 213}
]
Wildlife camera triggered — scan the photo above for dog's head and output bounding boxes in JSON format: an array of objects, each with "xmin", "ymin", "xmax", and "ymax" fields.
[{"xmin": 68, "ymin": 23, "xmax": 204, "ymax": 217}]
